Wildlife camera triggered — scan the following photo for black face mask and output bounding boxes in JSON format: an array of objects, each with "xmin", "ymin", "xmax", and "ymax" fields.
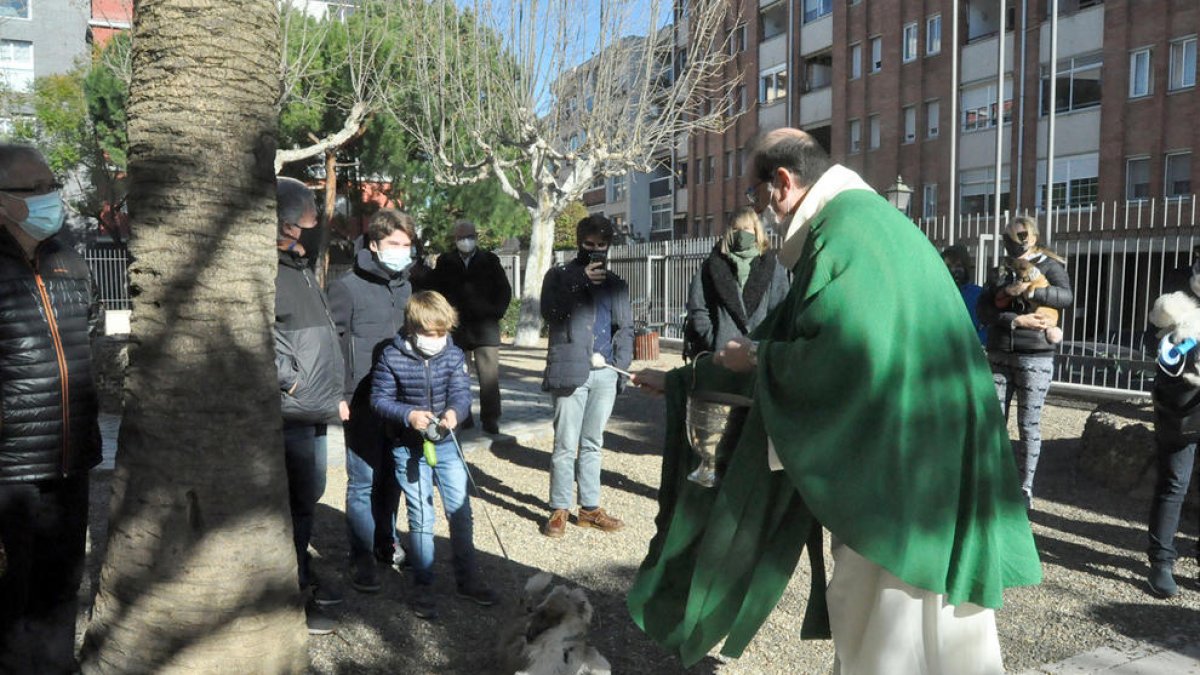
[
  {"xmin": 299, "ymin": 227, "xmax": 324, "ymax": 258},
  {"xmin": 1003, "ymin": 238, "xmax": 1027, "ymax": 258}
]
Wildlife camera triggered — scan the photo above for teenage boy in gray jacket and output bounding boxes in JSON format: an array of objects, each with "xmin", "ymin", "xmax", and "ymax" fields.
[{"xmin": 539, "ymin": 214, "xmax": 633, "ymax": 538}]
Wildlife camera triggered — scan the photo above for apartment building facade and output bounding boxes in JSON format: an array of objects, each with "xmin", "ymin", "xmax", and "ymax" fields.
[
  {"xmin": 677, "ymin": 0, "xmax": 1200, "ymax": 239},
  {"xmin": 0, "ymin": 0, "xmax": 89, "ymax": 95},
  {"xmin": 89, "ymin": 0, "xmax": 131, "ymax": 46}
]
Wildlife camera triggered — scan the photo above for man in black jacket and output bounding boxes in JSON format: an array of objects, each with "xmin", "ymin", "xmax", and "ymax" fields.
[
  {"xmin": 539, "ymin": 215, "xmax": 633, "ymax": 538},
  {"xmin": 429, "ymin": 220, "xmax": 512, "ymax": 434},
  {"xmin": 327, "ymin": 209, "xmax": 417, "ymax": 593},
  {"xmin": 274, "ymin": 177, "xmax": 344, "ymax": 634},
  {"xmin": 0, "ymin": 145, "xmax": 102, "ymax": 672}
]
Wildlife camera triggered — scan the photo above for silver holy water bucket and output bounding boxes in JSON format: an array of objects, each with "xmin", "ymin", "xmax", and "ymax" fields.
[{"xmin": 685, "ymin": 389, "xmax": 752, "ymax": 488}]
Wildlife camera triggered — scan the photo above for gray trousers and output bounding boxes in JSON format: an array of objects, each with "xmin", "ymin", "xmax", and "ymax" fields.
[{"xmin": 989, "ymin": 352, "xmax": 1054, "ymax": 498}]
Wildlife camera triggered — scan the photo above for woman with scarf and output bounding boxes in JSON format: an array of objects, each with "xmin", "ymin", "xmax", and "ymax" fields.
[
  {"xmin": 683, "ymin": 207, "xmax": 789, "ymax": 360},
  {"xmin": 977, "ymin": 215, "xmax": 1073, "ymax": 509}
]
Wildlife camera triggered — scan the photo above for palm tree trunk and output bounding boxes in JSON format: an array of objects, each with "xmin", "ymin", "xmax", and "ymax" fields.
[{"xmin": 81, "ymin": 1, "xmax": 306, "ymax": 672}]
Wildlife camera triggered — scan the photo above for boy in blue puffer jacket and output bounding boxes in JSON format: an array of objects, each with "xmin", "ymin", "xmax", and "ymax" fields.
[{"xmin": 369, "ymin": 291, "xmax": 497, "ymax": 619}]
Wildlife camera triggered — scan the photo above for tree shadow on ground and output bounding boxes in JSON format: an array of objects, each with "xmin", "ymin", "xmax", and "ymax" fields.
[
  {"xmin": 1089, "ymin": 602, "xmax": 1200, "ymax": 652},
  {"xmin": 487, "ymin": 441, "xmax": 659, "ymax": 507},
  {"xmin": 306, "ymin": 504, "xmax": 720, "ymax": 674}
]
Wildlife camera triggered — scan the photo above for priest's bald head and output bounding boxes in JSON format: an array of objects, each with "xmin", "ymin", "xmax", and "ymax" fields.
[{"xmin": 746, "ymin": 128, "xmax": 832, "ymax": 220}]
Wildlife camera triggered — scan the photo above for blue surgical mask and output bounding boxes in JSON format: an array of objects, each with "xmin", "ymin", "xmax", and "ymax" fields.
[
  {"xmin": 15, "ymin": 191, "xmax": 65, "ymax": 241},
  {"xmin": 378, "ymin": 247, "xmax": 412, "ymax": 273}
]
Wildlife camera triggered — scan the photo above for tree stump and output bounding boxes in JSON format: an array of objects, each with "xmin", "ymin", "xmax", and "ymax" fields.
[
  {"xmin": 92, "ymin": 335, "xmax": 129, "ymax": 414},
  {"xmin": 1080, "ymin": 399, "xmax": 1199, "ymax": 508}
]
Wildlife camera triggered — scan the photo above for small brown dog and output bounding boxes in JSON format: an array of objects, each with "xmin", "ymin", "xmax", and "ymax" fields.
[{"xmin": 997, "ymin": 257, "xmax": 1063, "ymax": 343}]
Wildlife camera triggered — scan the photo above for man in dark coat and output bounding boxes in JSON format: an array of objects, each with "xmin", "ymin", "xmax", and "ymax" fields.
[
  {"xmin": 0, "ymin": 144, "xmax": 102, "ymax": 672},
  {"xmin": 327, "ymin": 209, "xmax": 417, "ymax": 593},
  {"xmin": 274, "ymin": 177, "xmax": 344, "ymax": 635},
  {"xmin": 428, "ymin": 220, "xmax": 512, "ymax": 434}
]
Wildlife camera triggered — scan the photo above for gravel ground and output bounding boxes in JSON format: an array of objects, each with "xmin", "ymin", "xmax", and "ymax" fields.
[{"xmin": 82, "ymin": 346, "xmax": 1200, "ymax": 674}]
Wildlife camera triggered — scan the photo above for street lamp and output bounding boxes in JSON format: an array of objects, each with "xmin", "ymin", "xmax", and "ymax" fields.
[{"xmin": 884, "ymin": 175, "xmax": 914, "ymax": 216}]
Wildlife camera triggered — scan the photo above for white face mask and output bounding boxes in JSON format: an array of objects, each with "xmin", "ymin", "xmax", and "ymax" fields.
[
  {"xmin": 378, "ymin": 247, "xmax": 412, "ymax": 273},
  {"xmin": 414, "ymin": 334, "xmax": 447, "ymax": 356},
  {"xmin": 456, "ymin": 237, "xmax": 477, "ymax": 255}
]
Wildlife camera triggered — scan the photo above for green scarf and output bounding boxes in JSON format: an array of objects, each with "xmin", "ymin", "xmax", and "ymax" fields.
[{"xmin": 727, "ymin": 248, "xmax": 757, "ymax": 288}]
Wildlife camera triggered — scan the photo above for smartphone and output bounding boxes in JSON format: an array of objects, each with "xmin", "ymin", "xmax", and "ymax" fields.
[{"xmin": 589, "ymin": 251, "xmax": 608, "ymax": 268}]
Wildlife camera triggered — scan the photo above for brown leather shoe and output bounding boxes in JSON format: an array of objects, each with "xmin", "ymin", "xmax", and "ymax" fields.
[
  {"xmin": 576, "ymin": 507, "xmax": 624, "ymax": 532},
  {"xmin": 542, "ymin": 509, "xmax": 569, "ymax": 538}
]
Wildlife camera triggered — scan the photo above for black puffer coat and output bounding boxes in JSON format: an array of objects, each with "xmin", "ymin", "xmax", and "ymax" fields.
[
  {"xmin": 0, "ymin": 231, "xmax": 102, "ymax": 484},
  {"xmin": 275, "ymin": 250, "xmax": 343, "ymax": 424},
  {"xmin": 978, "ymin": 252, "xmax": 1073, "ymax": 354}
]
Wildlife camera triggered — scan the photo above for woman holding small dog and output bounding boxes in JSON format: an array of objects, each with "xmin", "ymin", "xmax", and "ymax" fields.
[
  {"xmin": 978, "ymin": 215, "xmax": 1072, "ymax": 508},
  {"xmin": 370, "ymin": 290, "xmax": 497, "ymax": 620},
  {"xmin": 683, "ymin": 207, "xmax": 789, "ymax": 360}
]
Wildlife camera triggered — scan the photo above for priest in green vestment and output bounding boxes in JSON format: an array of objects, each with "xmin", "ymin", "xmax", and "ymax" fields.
[{"xmin": 627, "ymin": 129, "xmax": 1042, "ymax": 674}]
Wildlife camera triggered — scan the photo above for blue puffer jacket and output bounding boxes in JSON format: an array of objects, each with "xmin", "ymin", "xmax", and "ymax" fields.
[{"xmin": 369, "ymin": 333, "xmax": 471, "ymax": 447}]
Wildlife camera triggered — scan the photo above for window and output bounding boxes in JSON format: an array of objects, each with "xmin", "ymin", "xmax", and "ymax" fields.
[
  {"xmin": 725, "ymin": 151, "xmax": 734, "ymax": 179},
  {"xmin": 850, "ymin": 43, "xmax": 863, "ymax": 80},
  {"xmin": 848, "ymin": 119, "xmax": 862, "ymax": 153},
  {"xmin": 903, "ymin": 106, "xmax": 917, "ymax": 143},
  {"xmin": 868, "ymin": 115, "xmax": 880, "ymax": 150},
  {"xmin": 926, "ymin": 100, "xmax": 940, "ymax": 138},
  {"xmin": 922, "ymin": 184, "xmax": 938, "ymax": 219},
  {"xmin": 960, "ymin": 168, "xmax": 1010, "ymax": 216},
  {"xmin": 1040, "ymin": 54, "xmax": 1102, "ymax": 115},
  {"xmin": 706, "ymin": 155, "xmax": 715, "ymax": 183},
  {"xmin": 608, "ymin": 174, "xmax": 627, "ymax": 202},
  {"xmin": 705, "ymin": 215, "xmax": 715, "ymax": 236},
  {"xmin": 736, "ymin": 148, "xmax": 744, "ymax": 176},
  {"xmin": 649, "ymin": 162, "xmax": 672, "ymax": 198},
  {"xmin": 1165, "ymin": 152, "xmax": 1192, "ymax": 199},
  {"xmin": 693, "ymin": 159, "xmax": 701, "ymax": 184},
  {"xmin": 1169, "ymin": 37, "xmax": 1197, "ymax": 91},
  {"xmin": 675, "ymin": 162, "xmax": 688, "ymax": 187},
  {"xmin": 0, "ymin": 39, "xmax": 33, "ymax": 93},
  {"xmin": 729, "ymin": 24, "xmax": 747, "ymax": 55},
  {"xmin": 903, "ymin": 23, "xmax": 919, "ymax": 63},
  {"xmin": 804, "ymin": 0, "xmax": 832, "ymax": 24},
  {"xmin": 761, "ymin": 3, "xmax": 787, "ymax": 41},
  {"xmin": 805, "ymin": 53, "xmax": 833, "ymax": 92},
  {"xmin": 759, "ymin": 65, "xmax": 788, "ymax": 104},
  {"xmin": 734, "ymin": 85, "xmax": 746, "ymax": 113},
  {"xmin": 1126, "ymin": 157, "xmax": 1150, "ymax": 202},
  {"xmin": 963, "ymin": 80, "xmax": 1013, "ymax": 131},
  {"xmin": 926, "ymin": 15, "xmax": 942, "ymax": 56},
  {"xmin": 870, "ymin": 37, "xmax": 883, "ymax": 73},
  {"xmin": 651, "ymin": 201, "xmax": 673, "ymax": 233},
  {"xmin": 0, "ymin": 1, "xmax": 29, "ymax": 19},
  {"xmin": 1037, "ymin": 153, "xmax": 1099, "ymax": 210},
  {"xmin": 1129, "ymin": 49, "xmax": 1152, "ymax": 98}
]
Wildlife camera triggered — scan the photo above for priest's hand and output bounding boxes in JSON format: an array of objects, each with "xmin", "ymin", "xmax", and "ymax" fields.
[
  {"xmin": 630, "ymin": 369, "xmax": 667, "ymax": 395},
  {"xmin": 714, "ymin": 336, "xmax": 757, "ymax": 373}
]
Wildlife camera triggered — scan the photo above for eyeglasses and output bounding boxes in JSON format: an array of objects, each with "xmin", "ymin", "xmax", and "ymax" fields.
[
  {"xmin": 745, "ymin": 180, "xmax": 766, "ymax": 205},
  {"xmin": 1, "ymin": 181, "xmax": 63, "ymax": 195}
]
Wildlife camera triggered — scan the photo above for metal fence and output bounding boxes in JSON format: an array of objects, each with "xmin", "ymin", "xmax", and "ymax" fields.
[
  {"xmin": 85, "ymin": 197, "xmax": 1198, "ymax": 397},
  {"xmin": 84, "ymin": 241, "xmax": 132, "ymax": 311}
]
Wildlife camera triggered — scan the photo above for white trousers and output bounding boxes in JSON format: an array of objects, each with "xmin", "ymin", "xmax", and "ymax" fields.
[{"xmin": 827, "ymin": 544, "xmax": 1005, "ymax": 675}]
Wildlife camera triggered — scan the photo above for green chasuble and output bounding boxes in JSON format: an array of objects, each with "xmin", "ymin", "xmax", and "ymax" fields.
[{"xmin": 627, "ymin": 189, "xmax": 1042, "ymax": 667}]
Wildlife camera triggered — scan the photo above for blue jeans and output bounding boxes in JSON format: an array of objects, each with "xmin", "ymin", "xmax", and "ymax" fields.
[
  {"xmin": 989, "ymin": 352, "xmax": 1054, "ymax": 497},
  {"xmin": 1148, "ymin": 439, "xmax": 1197, "ymax": 566},
  {"xmin": 0, "ymin": 473, "xmax": 89, "ymax": 673},
  {"xmin": 550, "ymin": 368, "xmax": 619, "ymax": 510},
  {"xmin": 394, "ymin": 439, "xmax": 475, "ymax": 586},
  {"xmin": 283, "ymin": 423, "xmax": 327, "ymax": 588},
  {"xmin": 344, "ymin": 414, "xmax": 400, "ymax": 561}
]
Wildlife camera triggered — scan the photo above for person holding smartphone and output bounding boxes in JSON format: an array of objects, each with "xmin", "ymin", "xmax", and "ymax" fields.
[{"xmin": 539, "ymin": 215, "xmax": 634, "ymax": 538}]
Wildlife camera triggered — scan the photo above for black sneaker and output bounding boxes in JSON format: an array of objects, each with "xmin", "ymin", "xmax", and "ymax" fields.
[
  {"xmin": 412, "ymin": 584, "xmax": 438, "ymax": 620},
  {"xmin": 306, "ymin": 602, "xmax": 336, "ymax": 636},
  {"xmin": 482, "ymin": 421, "xmax": 500, "ymax": 435},
  {"xmin": 309, "ymin": 573, "xmax": 344, "ymax": 607},
  {"xmin": 375, "ymin": 542, "xmax": 408, "ymax": 570},
  {"xmin": 456, "ymin": 581, "xmax": 498, "ymax": 607},
  {"xmin": 351, "ymin": 556, "xmax": 381, "ymax": 594}
]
